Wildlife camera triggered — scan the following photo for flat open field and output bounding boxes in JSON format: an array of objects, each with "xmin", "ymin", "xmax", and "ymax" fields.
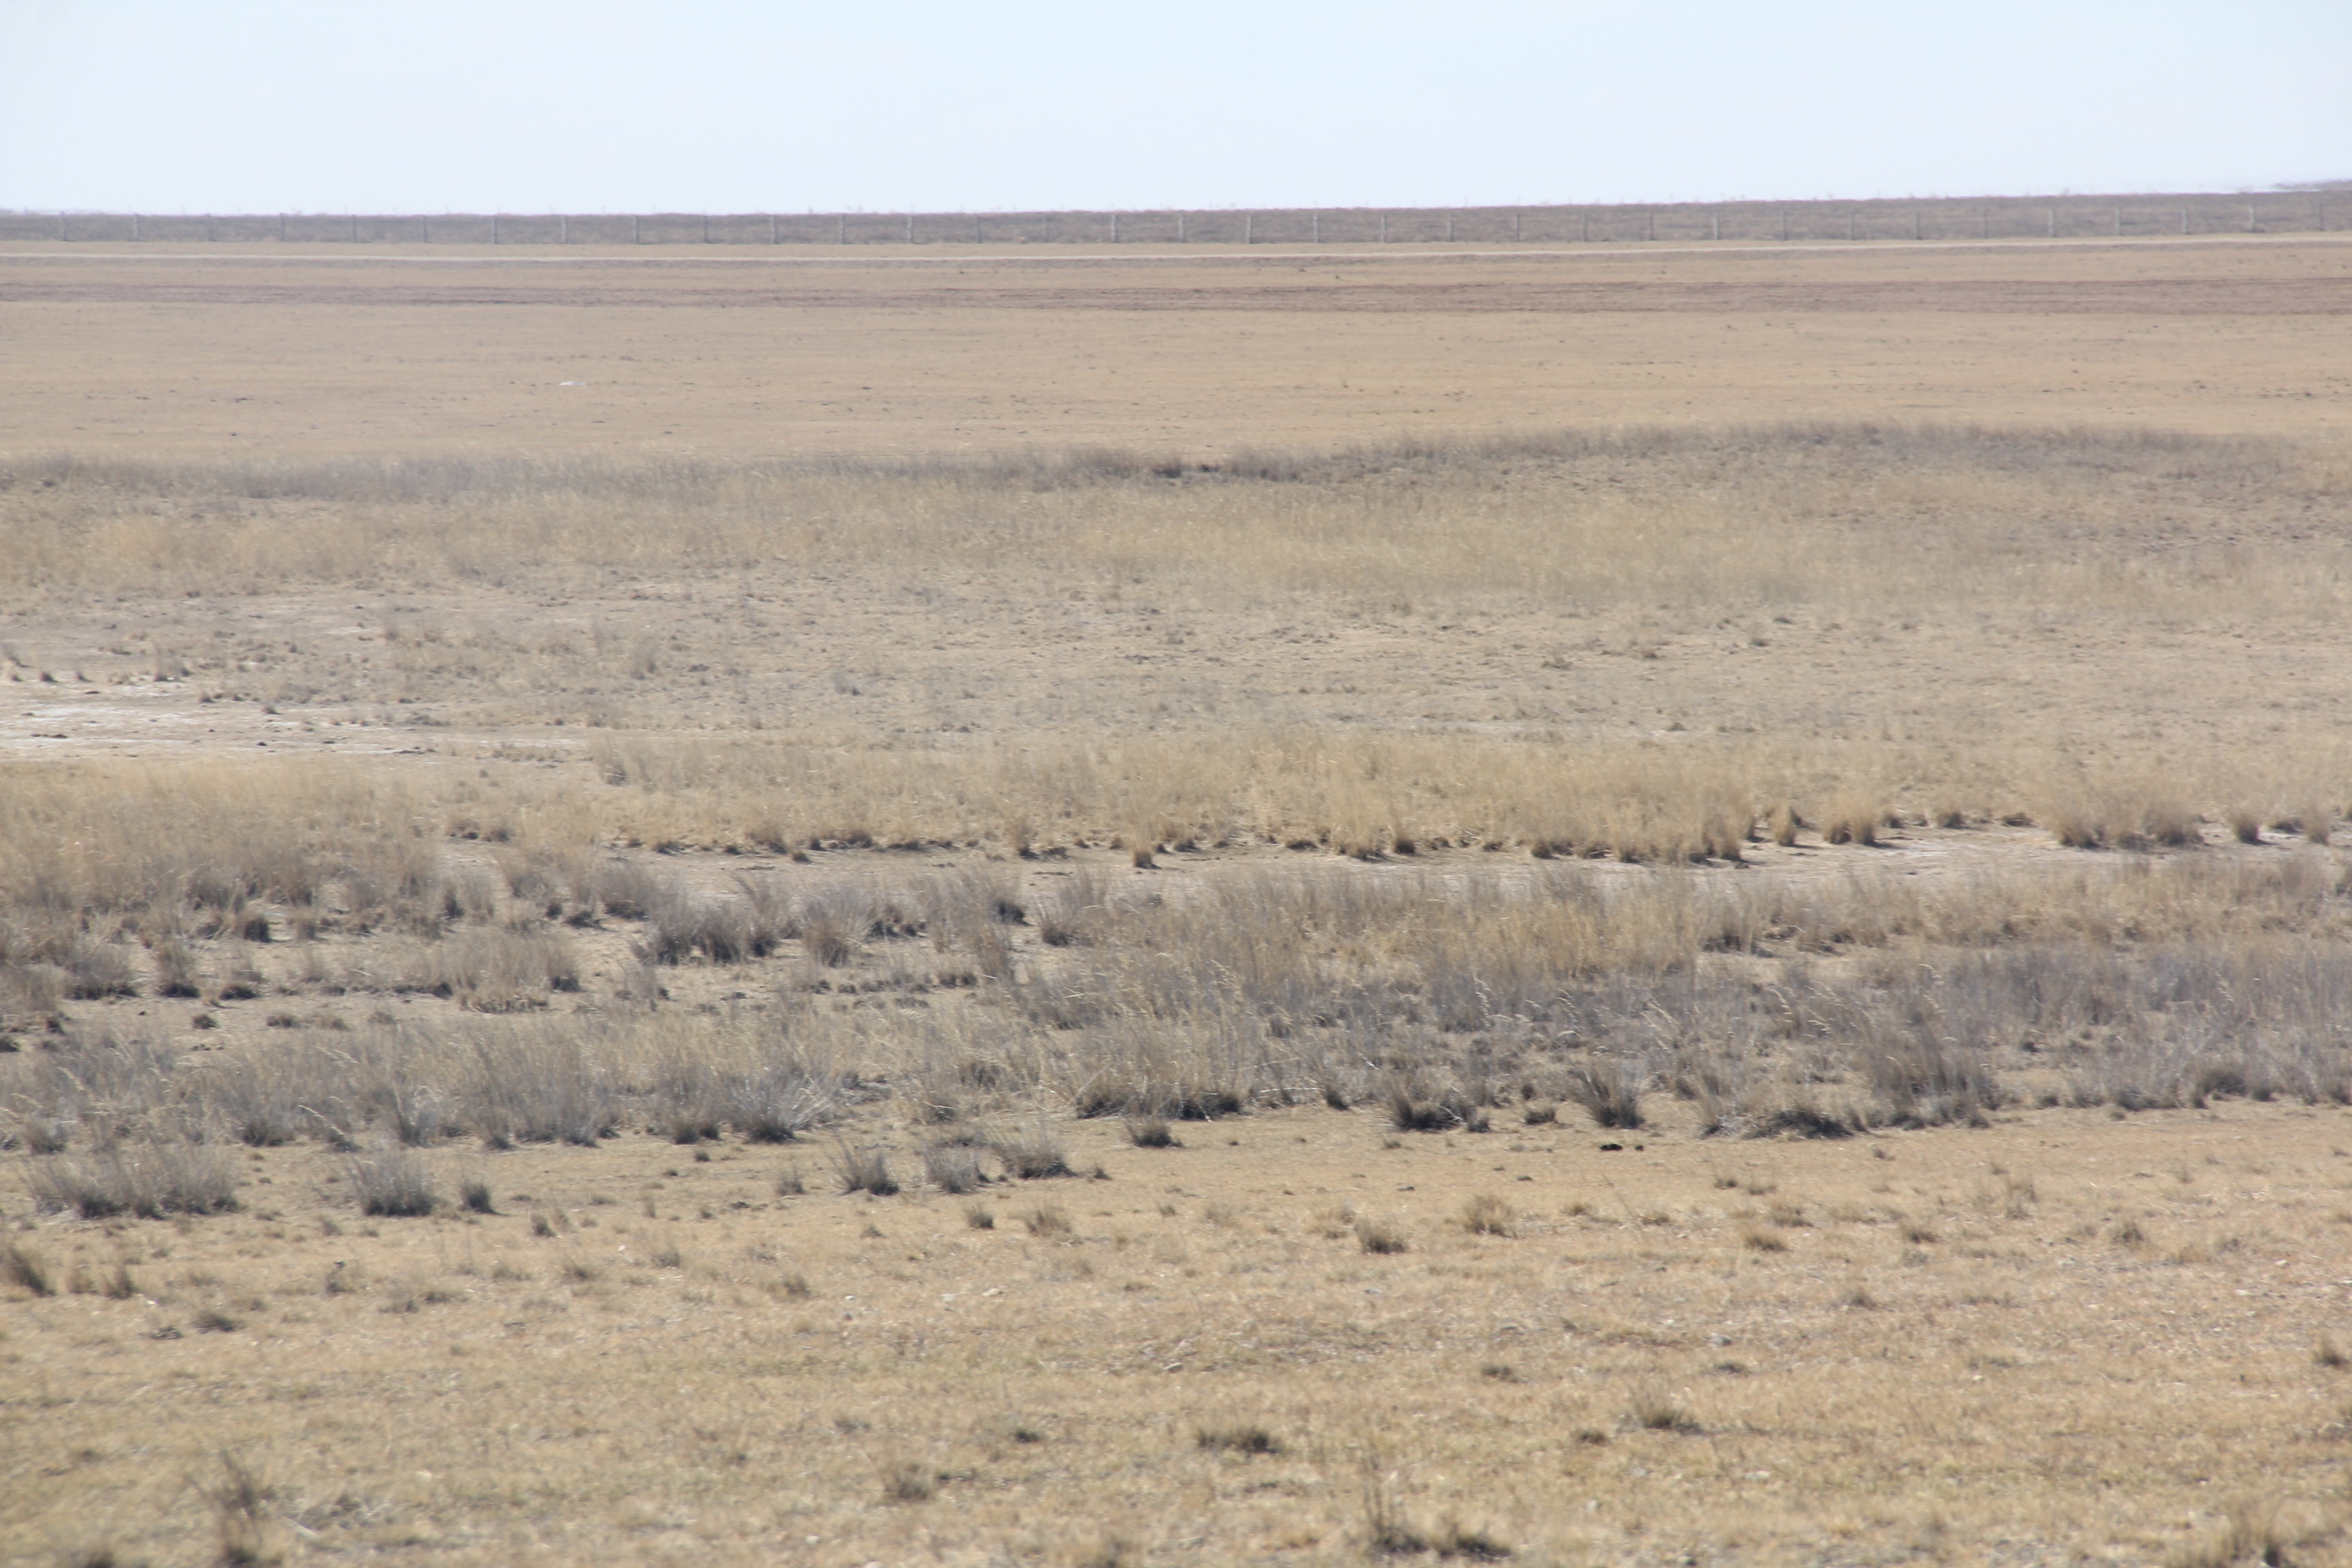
[
  {"xmin": 3, "ymin": 235, "xmax": 2348, "ymax": 458},
  {"xmin": 4, "ymin": 234, "xmax": 2352, "ymax": 1567}
]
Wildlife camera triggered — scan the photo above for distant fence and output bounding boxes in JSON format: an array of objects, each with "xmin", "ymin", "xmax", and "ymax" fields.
[{"xmin": 1, "ymin": 193, "xmax": 2340, "ymax": 247}]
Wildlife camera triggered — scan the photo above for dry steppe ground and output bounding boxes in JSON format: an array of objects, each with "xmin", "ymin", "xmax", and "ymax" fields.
[{"xmin": 3, "ymin": 234, "xmax": 2352, "ymax": 1567}]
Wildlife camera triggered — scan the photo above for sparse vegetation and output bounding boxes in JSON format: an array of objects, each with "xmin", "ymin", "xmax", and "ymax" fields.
[
  {"xmin": 7, "ymin": 240, "xmax": 2352, "ymax": 1568},
  {"xmin": 344, "ymin": 1145, "xmax": 436, "ymax": 1218},
  {"xmin": 829, "ymin": 1141, "xmax": 898, "ymax": 1198},
  {"xmin": 1195, "ymin": 1422, "xmax": 1282, "ymax": 1456}
]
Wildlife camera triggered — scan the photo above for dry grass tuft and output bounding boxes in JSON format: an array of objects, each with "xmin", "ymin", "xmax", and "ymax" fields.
[
  {"xmin": 2168, "ymin": 1499, "xmax": 2293, "ymax": 1568},
  {"xmin": 1124, "ymin": 1115, "xmax": 1180, "ymax": 1148},
  {"xmin": 1565, "ymin": 1062, "xmax": 1646, "ymax": 1130},
  {"xmin": 1459, "ymin": 1194, "xmax": 1516, "ymax": 1238},
  {"xmin": 921, "ymin": 1142, "xmax": 987, "ymax": 1195},
  {"xmin": 1356, "ymin": 1217, "xmax": 1409, "ymax": 1254},
  {"xmin": 203, "ymin": 1453, "xmax": 279, "ymax": 1567},
  {"xmin": 830, "ymin": 1141, "xmax": 899, "ymax": 1198},
  {"xmin": 28, "ymin": 1143, "xmax": 240, "ymax": 1220},
  {"xmin": 1195, "ymin": 1422, "xmax": 1283, "ymax": 1456},
  {"xmin": 992, "ymin": 1122, "xmax": 1075, "ymax": 1180},
  {"xmin": 346, "ymin": 1145, "xmax": 436, "ymax": 1217},
  {"xmin": 879, "ymin": 1458, "xmax": 937, "ymax": 1505},
  {"xmin": 1, "ymin": 1237, "xmax": 55, "ymax": 1296},
  {"xmin": 1627, "ymin": 1385, "xmax": 1701, "ymax": 1434}
]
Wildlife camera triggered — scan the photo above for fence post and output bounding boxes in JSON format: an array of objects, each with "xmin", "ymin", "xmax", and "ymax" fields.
[
  {"xmin": 2046, "ymin": 208, "xmax": 2055, "ymax": 238},
  {"xmin": 1647, "ymin": 209, "xmax": 1655, "ymax": 242},
  {"xmin": 1846, "ymin": 212, "xmax": 1854, "ymax": 241},
  {"xmin": 1514, "ymin": 212, "xmax": 1521, "ymax": 242},
  {"xmin": 1446, "ymin": 216, "xmax": 1454, "ymax": 242},
  {"xmin": 1712, "ymin": 213, "xmax": 1720, "ymax": 241},
  {"xmin": 2247, "ymin": 203, "xmax": 2255, "ymax": 233},
  {"xmin": 2112, "ymin": 208, "xmax": 2120, "ymax": 238},
  {"xmin": 58, "ymin": 213, "xmax": 67, "ymax": 241},
  {"xmin": 2179, "ymin": 208, "xmax": 2187, "ymax": 235},
  {"xmin": 1981, "ymin": 208, "xmax": 1989, "ymax": 240},
  {"xmin": 1114, "ymin": 212, "xmax": 1122, "ymax": 243},
  {"xmin": 974, "ymin": 214, "xmax": 981, "ymax": 244},
  {"xmin": 350, "ymin": 214, "xmax": 358, "ymax": 242},
  {"xmin": 1309, "ymin": 214, "xmax": 1316, "ymax": 243},
  {"xmin": 702, "ymin": 214, "xmax": 709, "ymax": 243},
  {"xmin": 563, "ymin": 214, "xmax": 570, "ymax": 244},
  {"xmin": 1378, "ymin": 213, "xmax": 1386, "ymax": 242},
  {"xmin": 1178, "ymin": 213, "xmax": 1186, "ymax": 243},
  {"xmin": 1912, "ymin": 210, "xmax": 1921, "ymax": 241},
  {"xmin": 1244, "ymin": 214, "xmax": 1252, "ymax": 244},
  {"xmin": 491, "ymin": 214, "xmax": 499, "ymax": 244},
  {"xmin": 1581, "ymin": 212, "xmax": 1588, "ymax": 242},
  {"xmin": 131, "ymin": 214, "xmax": 139, "ymax": 241}
]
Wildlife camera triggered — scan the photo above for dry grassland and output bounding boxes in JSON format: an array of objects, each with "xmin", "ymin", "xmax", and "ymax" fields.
[
  {"xmin": 3, "ymin": 238, "xmax": 2349, "ymax": 458},
  {"xmin": 4, "ymin": 236, "xmax": 2352, "ymax": 1566}
]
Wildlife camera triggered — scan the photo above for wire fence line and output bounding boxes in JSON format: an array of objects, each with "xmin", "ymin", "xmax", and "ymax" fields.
[{"xmin": 1, "ymin": 193, "xmax": 2340, "ymax": 247}]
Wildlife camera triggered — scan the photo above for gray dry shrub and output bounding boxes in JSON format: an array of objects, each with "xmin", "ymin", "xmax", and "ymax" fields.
[
  {"xmin": 717, "ymin": 1043, "xmax": 841, "ymax": 1143},
  {"xmin": 29, "ymin": 1141, "xmax": 240, "ymax": 1219},
  {"xmin": 830, "ymin": 1141, "xmax": 898, "ymax": 1196},
  {"xmin": 991, "ymin": 1121, "xmax": 1074, "ymax": 1179},
  {"xmin": 921, "ymin": 1142, "xmax": 987, "ymax": 1194},
  {"xmin": 455, "ymin": 1028, "xmax": 617, "ymax": 1147},
  {"xmin": 1565, "ymin": 1060, "xmax": 1646, "ymax": 1129},
  {"xmin": 345, "ymin": 1144, "xmax": 437, "ymax": 1217}
]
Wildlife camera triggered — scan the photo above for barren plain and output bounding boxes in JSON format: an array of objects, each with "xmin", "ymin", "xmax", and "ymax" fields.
[{"xmin": 3, "ymin": 233, "xmax": 2352, "ymax": 1568}]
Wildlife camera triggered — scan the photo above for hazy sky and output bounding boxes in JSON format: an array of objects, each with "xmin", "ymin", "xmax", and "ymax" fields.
[{"xmin": 3, "ymin": 1, "xmax": 2345, "ymax": 214}]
